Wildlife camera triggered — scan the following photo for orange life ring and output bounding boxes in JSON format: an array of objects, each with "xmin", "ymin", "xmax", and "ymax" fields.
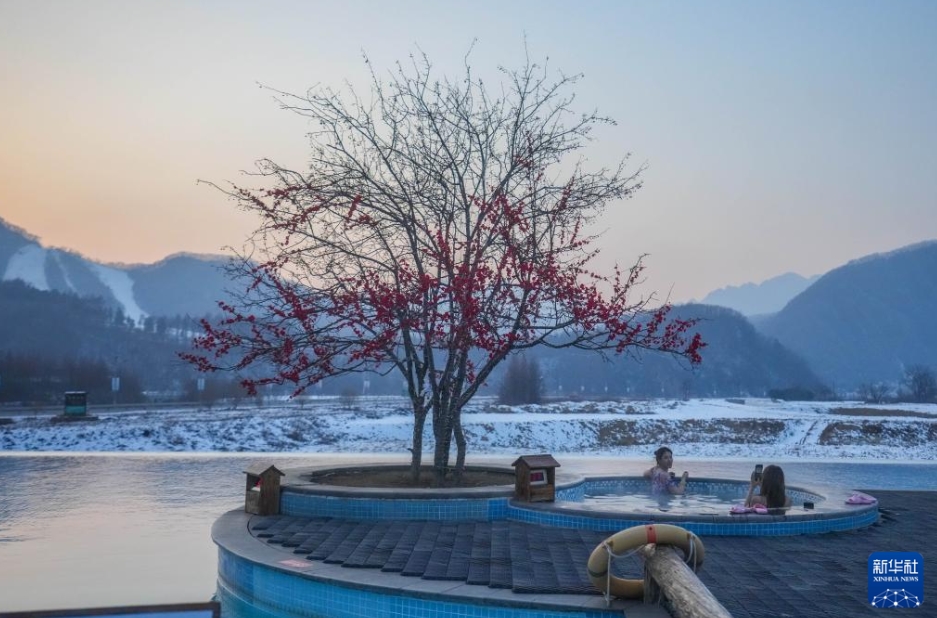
[{"xmin": 586, "ymin": 523, "xmax": 705, "ymax": 599}]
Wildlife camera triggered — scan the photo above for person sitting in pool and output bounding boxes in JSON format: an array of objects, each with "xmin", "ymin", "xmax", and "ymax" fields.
[
  {"xmin": 643, "ymin": 446, "xmax": 688, "ymax": 495},
  {"xmin": 745, "ymin": 464, "xmax": 792, "ymax": 508}
]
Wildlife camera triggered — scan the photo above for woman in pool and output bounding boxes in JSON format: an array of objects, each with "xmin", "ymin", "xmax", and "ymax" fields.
[
  {"xmin": 643, "ymin": 446, "xmax": 688, "ymax": 495},
  {"xmin": 745, "ymin": 464, "xmax": 792, "ymax": 508}
]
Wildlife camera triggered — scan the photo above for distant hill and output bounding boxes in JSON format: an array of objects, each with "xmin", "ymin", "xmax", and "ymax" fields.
[
  {"xmin": 0, "ymin": 279, "xmax": 198, "ymax": 397},
  {"xmin": 700, "ymin": 272, "xmax": 820, "ymax": 316},
  {"xmin": 0, "ymin": 217, "xmax": 234, "ymax": 320},
  {"xmin": 126, "ymin": 254, "xmax": 233, "ymax": 317},
  {"xmin": 5, "ymin": 216, "xmax": 933, "ymax": 397},
  {"xmin": 0, "ymin": 218, "xmax": 33, "ymax": 269},
  {"xmin": 0, "ymin": 276, "xmax": 825, "ymax": 400},
  {"xmin": 531, "ymin": 303, "xmax": 826, "ymax": 398},
  {"xmin": 757, "ymin": 241, "xmax": 937, "ymax": 390}
]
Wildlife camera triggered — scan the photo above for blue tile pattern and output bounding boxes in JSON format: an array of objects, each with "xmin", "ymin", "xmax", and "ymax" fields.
[
  {"xmin": 508, "ymin": 502, "xmax": 879, "ymax": 535},
  {"xmin": 218, "ymin": 547, "xmax": 621, "ymax": 618},
  {"xmin": 282, "ymin": 477, "xmax": 874, "ymax": 536}
]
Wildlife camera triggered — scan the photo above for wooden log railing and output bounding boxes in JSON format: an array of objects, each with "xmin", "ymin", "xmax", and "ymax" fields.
[{"xmin": 641, "ymin": 544, "xmax": 733, "ymax": 618}]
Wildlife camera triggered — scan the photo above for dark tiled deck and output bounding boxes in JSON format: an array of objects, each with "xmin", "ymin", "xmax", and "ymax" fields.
[
  {"xmin": 698, "ymin": 490, "xmax": 936, "ymax": 617},
  {"xmin": 240, "ymin": 491, "xmax": 935, "ymax": 617},
  {"xmin": 251, "ymin": 517, "xmax": 626, "ymax": 593}
]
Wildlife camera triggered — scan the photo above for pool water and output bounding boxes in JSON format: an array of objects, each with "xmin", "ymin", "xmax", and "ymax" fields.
[
  {"xmin": 566, "ymin": 477, "xmax": 823, "ymax": 515},
  {"xmin": 585, "ymin": 488, "xmax": 743, "ymax": 514}
]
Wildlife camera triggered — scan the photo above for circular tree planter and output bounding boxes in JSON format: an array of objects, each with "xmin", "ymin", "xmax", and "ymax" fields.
[{"xmin": 305, "ymin": 464, "xmax": 516, "ymax": 490}]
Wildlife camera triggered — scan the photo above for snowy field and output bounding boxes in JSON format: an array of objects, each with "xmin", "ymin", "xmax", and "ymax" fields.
[{"xmin": 2, "ymin": 397, "xmax": 936, "ymax": 460}]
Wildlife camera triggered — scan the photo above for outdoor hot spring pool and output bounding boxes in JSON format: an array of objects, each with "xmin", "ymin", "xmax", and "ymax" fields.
[
  {"xmin": 572, "ymin": 477, "xmax": 793, "ymax": 514},
  {"xmin": 275, "ymin": 468, "xmax": 881, "ymax": 536},
  {"xmin": 509, "ymin": 475, "xmax": 879, "ymax": 536}
]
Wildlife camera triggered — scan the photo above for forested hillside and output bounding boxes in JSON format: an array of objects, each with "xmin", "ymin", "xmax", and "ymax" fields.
[
  {"xmin": 0, "ymin": 279, "xmax": 828, "ymax": 404},
  {"xmin": 127, "ymin": 254, "xmax": 234, "ymax": 317},
  {"xmin": 0, "ymin": 280, "xmax": 210, "ymax": 404},
  {"xmin": 758, "ymin": 241, "xmax": 937, "ymax": 389},
  {"xmin": 531, "ymin": 304, "xmax": 826, "ymax": 399}
]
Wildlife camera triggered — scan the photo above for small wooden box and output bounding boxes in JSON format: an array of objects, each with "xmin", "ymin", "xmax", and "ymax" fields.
[
  {"xmin": 511, "ymin": 454, "xmax": 560, "ymax": 502},
  {"xmin": 244, "ymin": 464, "xmax": 284, "ymax": 515}
]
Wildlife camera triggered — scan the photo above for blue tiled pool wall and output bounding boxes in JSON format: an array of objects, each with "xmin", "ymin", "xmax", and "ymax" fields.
[
  {"xmin": 282, "ymin": 477, "xmax": 872, "ymax": 536},
  {"xmin": 786, "ymin": 489, "xmax": 820, "ymax": 504},
  {"xmin": 555, "ymin": 482, "xmax": 586, "ymax": 502},
  {"xmin": 507, "ymin": 502, "xmax": 879, "ymax": 536},
  {"xmin": 218, "ymin": 580, "xmax": 282, "ymax": 618},
  {"xmin": 218, "ymin": 547, "xmax": 621, "ymax": 618},
  {"xmin": 281, "ymin": 491, "xmax": 509, "ymax": 521}
]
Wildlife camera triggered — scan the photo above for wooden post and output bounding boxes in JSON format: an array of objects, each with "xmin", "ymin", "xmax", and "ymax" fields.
[{"xmin": 641, "ymin": 545, "xmax": 733, "ymax": 618}]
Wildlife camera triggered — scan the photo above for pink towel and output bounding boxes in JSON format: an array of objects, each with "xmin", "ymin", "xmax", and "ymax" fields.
[{"xmin": 846, "ymin": 492, "xmax": 877, "ymax": 505}]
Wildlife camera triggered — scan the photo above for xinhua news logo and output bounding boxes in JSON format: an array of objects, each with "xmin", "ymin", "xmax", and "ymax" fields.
[{"xmin": 868, "ymin": 552, "xmax": 924, "ymax": 608}]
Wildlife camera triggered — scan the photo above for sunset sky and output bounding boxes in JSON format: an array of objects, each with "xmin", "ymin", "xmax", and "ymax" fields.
[{"xmin": 2, "ymin": 0, "xmax": 935, "ymax": 302}]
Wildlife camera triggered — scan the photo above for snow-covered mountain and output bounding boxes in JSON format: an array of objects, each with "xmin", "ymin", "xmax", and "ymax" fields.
[{"xmin": 0, "ymin": 217, "xmax": 232, "ymax": 320}]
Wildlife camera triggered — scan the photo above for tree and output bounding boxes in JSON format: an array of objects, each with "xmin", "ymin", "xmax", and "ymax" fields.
[
  {"xmin": 858, "ymin": 381, "xmax": 890, "ymax": 404},
  {"xmin": 499, "ymin": 354, "xmax": 542, "ymax": 405},
  {"xmin": 183, "ymin": 51, "xmax": 705, "ymax": 483},
  {"xmin": 902, "ymin": 365, "xmax": 936, "ymax": 403}
]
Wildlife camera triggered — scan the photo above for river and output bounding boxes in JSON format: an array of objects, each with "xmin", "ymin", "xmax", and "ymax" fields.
[{"xmin": 1, "ymin": 453, "xmax": 934, "ymax": 612}]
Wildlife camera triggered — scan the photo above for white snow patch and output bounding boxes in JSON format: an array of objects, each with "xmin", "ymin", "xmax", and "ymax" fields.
[
  {"xmin": 49, "ymin": 249, "xmax": 77, "ymax": 293},
  {"xmin": 3, "ymin": 244, "xmax": 49, "ymax": 290},
  {"xmin": 89, "ymin": 263, "xmax": 148, "ymax": 324}
]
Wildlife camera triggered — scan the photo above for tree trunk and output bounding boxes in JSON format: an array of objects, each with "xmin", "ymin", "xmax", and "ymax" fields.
[
  {"xmin": 432, "ymin": 406, "xmax": 454, "ymax": 486},
  {"xmin": 410, "ymin": 407, "xmax": 428, "ymax": 483},
  {"xmin": 453, "ymin": 414, "xmax": 467, "ymax": 483}
]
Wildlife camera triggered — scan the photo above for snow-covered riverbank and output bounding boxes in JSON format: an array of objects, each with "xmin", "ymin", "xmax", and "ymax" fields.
[{"xmin": 3, "ymin": 397, "xmax": 936, "ymax": 459}]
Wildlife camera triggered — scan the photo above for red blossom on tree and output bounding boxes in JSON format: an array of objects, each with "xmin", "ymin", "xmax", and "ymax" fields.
[{"xmin": 182, "ymin": 51, "xmax": 705, "ymax": 483}]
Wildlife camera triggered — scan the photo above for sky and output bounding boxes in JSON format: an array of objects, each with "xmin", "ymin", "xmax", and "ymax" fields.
[{"xmin": 2, "ymin": 1, "xmax": 936, "ymax": 303}]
